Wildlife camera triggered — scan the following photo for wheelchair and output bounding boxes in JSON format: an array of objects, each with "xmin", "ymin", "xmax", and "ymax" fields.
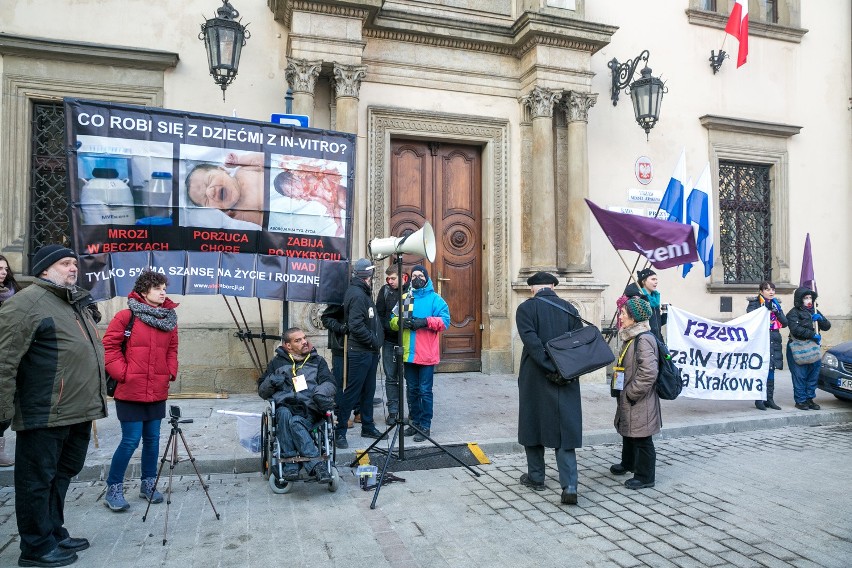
[{"xmin": 260, "ymin": 400, "xmax": 340, "ymax": 494}]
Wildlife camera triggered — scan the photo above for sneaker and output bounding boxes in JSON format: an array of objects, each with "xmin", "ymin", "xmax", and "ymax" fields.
[
  {"xmin": 519, "ymin": 473, "xmax": 545, "ymax": 491},
  {"xmin": 104, "ymin": 482, "xmax": 130, "ymax": 511},
  {"xmin": 385, "ymin": 413, "xmax": 398, "ymax": 425},
  {"xmin": 361, "ymin": 425, "xmax": 387, "ymax": 439},
  {"xmin": 609, "ymin": 463, "xmax": 631, "ymax": 476},
  {"xmin": 282, "ymin": 463, "xmax": 300, "ymax": 481},
  {"xmin": 334, "ymin": 434, "xmax": 348, "ymax": 449},
  {"xmin": 625, "ymin": 478, "xmax": 655, "ymax": 490},
  {"xmin": 313, "ymin": 464, "xmax": 332, "ymax": 483},
  {"xmin": 403, "ymin": 426, "xmax": 417, "ymax": 437},
  {"xmin": 795, "ymin": 402, "xmax": 810, "ymax": 410},
  {"xmin": 561, "ymin": 489, "xmax": 578, "ymax": 505},
  {"xmin": 139, "ymin": 477, "xmax": 164, "ymax": 504},
  {"xmin": 807, "ymin": 398, "xmax": 821, "ymax": 410},
  {"xmin": 413, "ymin": 428, "xmax": 430, "ymax": 442}
]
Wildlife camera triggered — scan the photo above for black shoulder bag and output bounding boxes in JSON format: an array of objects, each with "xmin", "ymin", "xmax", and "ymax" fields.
[
  {"xmin": 535, "ymin": 297, "xmax": 615, "ymax": 384},
  {"xmin": 106, "ymin": 313, "xmax": 136, "ymax": 397}
]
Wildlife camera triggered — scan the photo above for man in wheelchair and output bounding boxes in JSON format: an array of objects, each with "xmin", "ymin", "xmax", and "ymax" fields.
[{"xmin": 258, "ymin": 327, "xmax": 337, "ymax": 482}]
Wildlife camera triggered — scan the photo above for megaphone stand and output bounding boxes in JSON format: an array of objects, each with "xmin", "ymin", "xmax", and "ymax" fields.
[{"xmin": 350, "ymin": 250, "xmax": 480, "ymax": 510}]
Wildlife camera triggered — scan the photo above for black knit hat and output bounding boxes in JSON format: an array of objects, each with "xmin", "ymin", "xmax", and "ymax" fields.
[
  {"xmin": 526, "ymin": 271, "xmax": 559, "ymax": 286},
  {"xmin": 636, "ymin": 268, "xmax": 656, "ymax": 285},
  {"xmin": 31, "ymin": 245, "xmax": 77, "ymax": 277},
  {"xmin": 352, "ymin": 258, "xmax": 375, "ymax": 279},
  {"xmin": 411, "ymin": 264, "xmax": 429, "ymax": 281}
]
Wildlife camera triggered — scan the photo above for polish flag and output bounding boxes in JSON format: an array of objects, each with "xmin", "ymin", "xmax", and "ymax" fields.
[{"xmin": 725, "ymin": 0, "xmax": 749, "ymax": 67}]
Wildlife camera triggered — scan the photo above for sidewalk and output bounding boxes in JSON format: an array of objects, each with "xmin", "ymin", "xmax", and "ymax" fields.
[{"xmin": 1, "ymin": 370, "xmax": 850, "ymax": 486}]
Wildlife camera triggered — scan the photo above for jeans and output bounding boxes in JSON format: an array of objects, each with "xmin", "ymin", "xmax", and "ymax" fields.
[
  {"xmin": 405, "ymin": 363, "xmax": 435, "ymax": 430},
  {"xmin": 787, "ymin": 346, "xmax": 821, "ymax": 403},
  {"xmin": 382, "ymin": 341, "xmax": 401, "ymax": 415},
  {"xmin": 524, "ymin": 445, "xmax": 578, "ymax": 490},
  {"xmin": 335, "ymin": 350, "xmax": 379, "ymax": 436},
  {"xmin": 107, "ymin": 419, "xmax": 162, "ymax": 485},
  {"xmin": 275, "ymin": 406, "xmax": 321, "ymax": 472},
  {"xmin": 621, "ymin": 435, "xmax": 656, "ymax": 483},
  {"xmin": 15, "ymin": 422, "xmax": 91, "ymax": 557}
]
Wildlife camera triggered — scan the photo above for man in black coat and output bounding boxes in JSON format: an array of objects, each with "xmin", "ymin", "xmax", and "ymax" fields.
[
  {"xmin": 335, "ymin": 259, "xmax": 385, "ymax": 448},
  {"xmin": 375, "ymin": 265, "xmax": 407, "ymax": 424},
  {"xmin": 516, "ymin": 272, "xmax": 583, "ymax": 505}
]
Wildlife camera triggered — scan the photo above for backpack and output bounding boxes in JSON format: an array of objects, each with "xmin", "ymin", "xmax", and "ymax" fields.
[{"xmin": 641, "ymin": 332, "xmax": 683, "ymax": 400}]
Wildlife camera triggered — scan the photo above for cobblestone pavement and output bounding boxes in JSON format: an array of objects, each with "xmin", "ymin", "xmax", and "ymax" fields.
[{"xmin": 1, "ymin": 424, "xmax": 850, "ymax": 567}]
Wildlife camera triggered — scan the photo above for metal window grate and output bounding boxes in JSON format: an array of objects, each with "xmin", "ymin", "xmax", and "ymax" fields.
[
  {"xmin": 29, "ymin": 102, "xmax": 70, "ymax": 264},
  {"xmin": 718, "ymin": 161, "xmax": 772, "ymax": 284}
]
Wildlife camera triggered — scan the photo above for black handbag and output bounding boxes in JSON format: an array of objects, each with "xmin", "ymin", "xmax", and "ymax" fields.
[
  {"xmin": 536, "ymin": 297, "xmax": 615, "ymax": 384},
  {"xmin": 106, "ymin": 313, "xmax": 135, "ymax": 397}
]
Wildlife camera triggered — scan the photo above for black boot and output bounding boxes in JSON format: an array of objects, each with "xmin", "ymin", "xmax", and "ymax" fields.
[
  {"xmin": 754, "ymin": 400, "xmax": 767, "ymax": 410},
  {"xmin": 765, "ymin": 380, "xmax": 781, "ymax": 410}
]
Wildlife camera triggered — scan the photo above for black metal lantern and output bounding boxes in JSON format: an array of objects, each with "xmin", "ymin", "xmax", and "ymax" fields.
[
  {"xmin": 608, "ymin": 50, "xmax": 667, "ymax": 139},
  {"xmin": 199, "ymin": 0, "xmax": 250, "ymax": 101}
]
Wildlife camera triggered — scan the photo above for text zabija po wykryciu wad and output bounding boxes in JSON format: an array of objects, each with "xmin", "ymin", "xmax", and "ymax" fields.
[{"xmin": 65, "ymin": 98, "xmax": 355, "ymax": 303}]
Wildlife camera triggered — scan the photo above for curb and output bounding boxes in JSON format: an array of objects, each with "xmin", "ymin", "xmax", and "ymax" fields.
[{"xmin": 2, "ymin": 408, "xmax": 850, "ymax": 486}]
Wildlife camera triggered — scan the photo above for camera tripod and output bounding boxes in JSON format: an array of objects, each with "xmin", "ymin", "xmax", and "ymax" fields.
[
  {"xmin": 142, "ymin": 406, "xmax": 220, "ymax": 545},
  {"xmin": 349, "ymin": 253, "xmax": 480, "ymax": 509}
]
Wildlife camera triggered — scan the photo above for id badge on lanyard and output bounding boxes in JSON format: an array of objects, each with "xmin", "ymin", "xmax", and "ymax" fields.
[{"xmin": 611, "ymin": 367, "xmax": 625, "ymax": 390}]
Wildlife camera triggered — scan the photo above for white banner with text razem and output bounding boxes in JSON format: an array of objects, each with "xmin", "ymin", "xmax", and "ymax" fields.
[{"xmin": 667, "ymin": 307, "xmax": 769, "ymax": 400}]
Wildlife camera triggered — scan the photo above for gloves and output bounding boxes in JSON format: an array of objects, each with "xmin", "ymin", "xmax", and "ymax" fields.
[
  {"xmin": 313, "ymin": 395, "xmax": 335, "ymax": 412},
  {"xmin": 402, "ymin": 317, "xmax": 427, "ymax": 330},
  {"xmin": 813, "ymin": 334, "xmax": 821, "ymax": 344},
  {"xmin": 811, "ymin": 313, "xmax": 823, "ymax": 322}
]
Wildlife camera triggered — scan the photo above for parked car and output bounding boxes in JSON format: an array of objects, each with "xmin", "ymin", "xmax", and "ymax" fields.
[{"xmin": 817, "ymin": 341, "xmax": 852, "ymax": 402}]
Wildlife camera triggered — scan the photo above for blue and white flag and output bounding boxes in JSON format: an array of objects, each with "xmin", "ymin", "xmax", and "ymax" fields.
[
  {"xmin": 658, "ymin": 149, "xmax": 686, "ymax": 223},
  {"xmin": 683, "ymin": 164, "xmax": 715, "ymax": 278}
]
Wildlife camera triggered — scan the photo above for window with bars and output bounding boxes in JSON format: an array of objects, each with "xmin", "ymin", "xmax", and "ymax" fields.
[
  {"xmin": 718, "ymin": 161, "xmax": 772, "ymax": 284},
  {"xmin": 29, "ymin": 102, "xmax": 70, "ymax": 264}
]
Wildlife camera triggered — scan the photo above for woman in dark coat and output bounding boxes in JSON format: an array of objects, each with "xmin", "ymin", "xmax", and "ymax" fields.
[
  {"xmin": 746, "ymin": 281, "xmax": 787, "ymax": 410},
  {"xmin": 516, "ymin": 272, "xmax": 583, "ymax": 505},
  {"xmin": 786, "ymin": 287, "xmax": 831, "ymax": 410},
  {"xmin": 611, "ymin": 297, "xmax": 661, "ymax": 490},
  {"xmin": 0, "ymin": 254, "xmax": 19, "ymax": 466}
]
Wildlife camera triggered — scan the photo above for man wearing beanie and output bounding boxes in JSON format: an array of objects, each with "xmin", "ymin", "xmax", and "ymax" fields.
[
  {"xmin": 335, "ymin": 258, "xmax": 386, "ymax": 448},
  {"xmin": 0, "ymin": 244, "xmax": 106, "ymax": 566},
  {"xmin": 389, "ymin": 264, "xmax": 450, "ymax": 442},
  {"xmin": 515, "ymin": 271, "xmax": 584, "ymax": 505}
]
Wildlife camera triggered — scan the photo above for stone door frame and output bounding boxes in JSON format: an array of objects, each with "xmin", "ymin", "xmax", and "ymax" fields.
[{"xmin": 366, "ymin": 106, "xmax": 512, "ymax": 373}]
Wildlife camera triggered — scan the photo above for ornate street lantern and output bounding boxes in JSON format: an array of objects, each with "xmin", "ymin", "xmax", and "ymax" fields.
[
  {"xmin": 608, "ymin": 50, "xmax": 667, "ymax": 139},
  {"xmin": 199, "ymin": 0, "xmax": 250, "ymax": 101}
]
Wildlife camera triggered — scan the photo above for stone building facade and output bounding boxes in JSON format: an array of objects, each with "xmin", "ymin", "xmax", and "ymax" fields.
[{"xmin": 1, "ymin": 0, "xmax": 849, "ymax": 392}]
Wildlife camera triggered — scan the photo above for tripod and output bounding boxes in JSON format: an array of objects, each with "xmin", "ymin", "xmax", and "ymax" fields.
[
  {"xmin": 142, "ymin": 406, "xmax": 220, "ymax": 545},
  {"xmin": 349, "ymin": 253, "xmax": 480, "ymax": 509}
]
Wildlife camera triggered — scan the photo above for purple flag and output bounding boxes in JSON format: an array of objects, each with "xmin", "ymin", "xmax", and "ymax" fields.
[
  {"xmin": 586, "ymin": 199, "xmax": 699, "ymax": 269},
  {"xmin": 799, "ymin": 233, "xmax": 817, "ymax": 292}
]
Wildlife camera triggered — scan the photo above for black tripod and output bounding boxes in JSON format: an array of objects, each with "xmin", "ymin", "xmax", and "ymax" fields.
[
  {"xmin": 349, "ymin": 253, "xmax": 480, "ymax": 509},
  {"xmin": 142, "ymin": 405, "xmax": 220, "ymax": 544}
]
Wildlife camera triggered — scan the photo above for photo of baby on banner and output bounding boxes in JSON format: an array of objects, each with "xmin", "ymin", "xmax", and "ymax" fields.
[
  {"xmin": 666, "ymin": 306, "xmax": 771, "ymax": 400},
  {"xmin": 268, "ymin": 155, "xmax": 348, "ymax": 238}
]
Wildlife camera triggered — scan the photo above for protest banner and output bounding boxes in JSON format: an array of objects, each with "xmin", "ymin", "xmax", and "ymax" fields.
[
  {"xmin": 666, "ymin": 306, "xmax": 770, "ymax": 400},
  {"xmin": 64, "ymin": 98, "xmax": 355, "ymax": 303}
]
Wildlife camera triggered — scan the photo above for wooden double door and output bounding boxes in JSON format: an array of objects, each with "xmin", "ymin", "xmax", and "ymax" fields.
[{"xmin": 390, "ymin": 140, "xmax": 482, "ymax": 372}]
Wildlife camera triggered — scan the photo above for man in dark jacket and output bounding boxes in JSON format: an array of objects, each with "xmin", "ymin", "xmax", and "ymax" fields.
[
  {"xmin": 335, "ymin": 258, "xmax": 385, "ymax": 448},
  {"xmin": 0, "ymin": 244, "xmax": 107, "ymax": 567},
  {"xmin": 515, "ymin": 272, "xmax": 583, "ymax": 506},
  {"xmin": 786, "ymin": 287, "xmax": 831, "ymax": 410},
  {"xmin": 320, "ymin": 303, "xmax": 346, "ymax": 408},
  {"xmin": 375, "ymin": 264, "xmax": 407, "ymax": 424},
  {"xmin": 258, "ymin": 327, "xmax": 337, "ymax": 482}
]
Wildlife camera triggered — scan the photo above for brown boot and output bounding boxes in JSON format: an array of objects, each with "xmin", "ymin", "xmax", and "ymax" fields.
[{"xmin": 0, "ymin": 437, "xmax": 14, "ymax": 467}]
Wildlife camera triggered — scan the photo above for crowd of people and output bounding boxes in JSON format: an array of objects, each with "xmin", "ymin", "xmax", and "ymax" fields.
[{"xmin": 0, "ymin": 241, "xmax": 835, "ymax": 564}]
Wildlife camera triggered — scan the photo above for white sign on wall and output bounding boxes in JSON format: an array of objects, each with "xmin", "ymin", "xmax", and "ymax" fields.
[
  {"xmin": 628, "ymin": 188, "xmax": 663, "ymax": 203},
  {"xmin": 635, "ymin": 156, "xmax": 653, "ymax": 185},
  {"xmin": 607, "ymin": 205, "xmax": 644, "ymax": 216}
]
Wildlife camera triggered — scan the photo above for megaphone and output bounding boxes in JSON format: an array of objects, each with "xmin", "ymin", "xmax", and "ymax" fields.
[{"xmin": 369, "ymin": 222, "xmax": 436, "ymax": 262}]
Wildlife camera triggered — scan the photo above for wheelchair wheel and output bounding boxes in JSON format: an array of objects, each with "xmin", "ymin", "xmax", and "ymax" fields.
[
  {"xmin": 269, "ymin": 473, "xmax": 293, "ymax": 494},
  {"xmin": 260, "ymin": 411, "xmax": 270, "ymax": 479},
  {"xmin": 328, "ymin": 466, "xmax": 340, "ymax": 493}
]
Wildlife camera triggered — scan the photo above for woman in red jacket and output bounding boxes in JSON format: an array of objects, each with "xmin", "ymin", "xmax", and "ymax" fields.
[{"xmin": 102, "ymin": 270, "xmax": 179, "ymax": 511}]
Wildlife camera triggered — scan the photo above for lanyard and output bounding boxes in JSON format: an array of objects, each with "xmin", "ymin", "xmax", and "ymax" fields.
[
  {"xmin": 617, "ymin": 339, "xmax": 635, "ymax": 367},
  {"xmin": 289, "ymin": 353, "xmax": 310, "ymax": 376}
]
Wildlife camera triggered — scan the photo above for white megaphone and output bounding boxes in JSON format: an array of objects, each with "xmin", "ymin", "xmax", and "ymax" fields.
[{"xmin": 369, "ymin": 222, "xmax": 436, "ymax": 262}]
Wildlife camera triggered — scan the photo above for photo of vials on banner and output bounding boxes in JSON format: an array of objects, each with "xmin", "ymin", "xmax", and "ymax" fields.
[
  {"xmin": 667, "ymin": 307, "xmax": 770, "ymax": 400},
  {"xmin": 64, "ymin": 98, "xmax": 355, "ymax": 303}
]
